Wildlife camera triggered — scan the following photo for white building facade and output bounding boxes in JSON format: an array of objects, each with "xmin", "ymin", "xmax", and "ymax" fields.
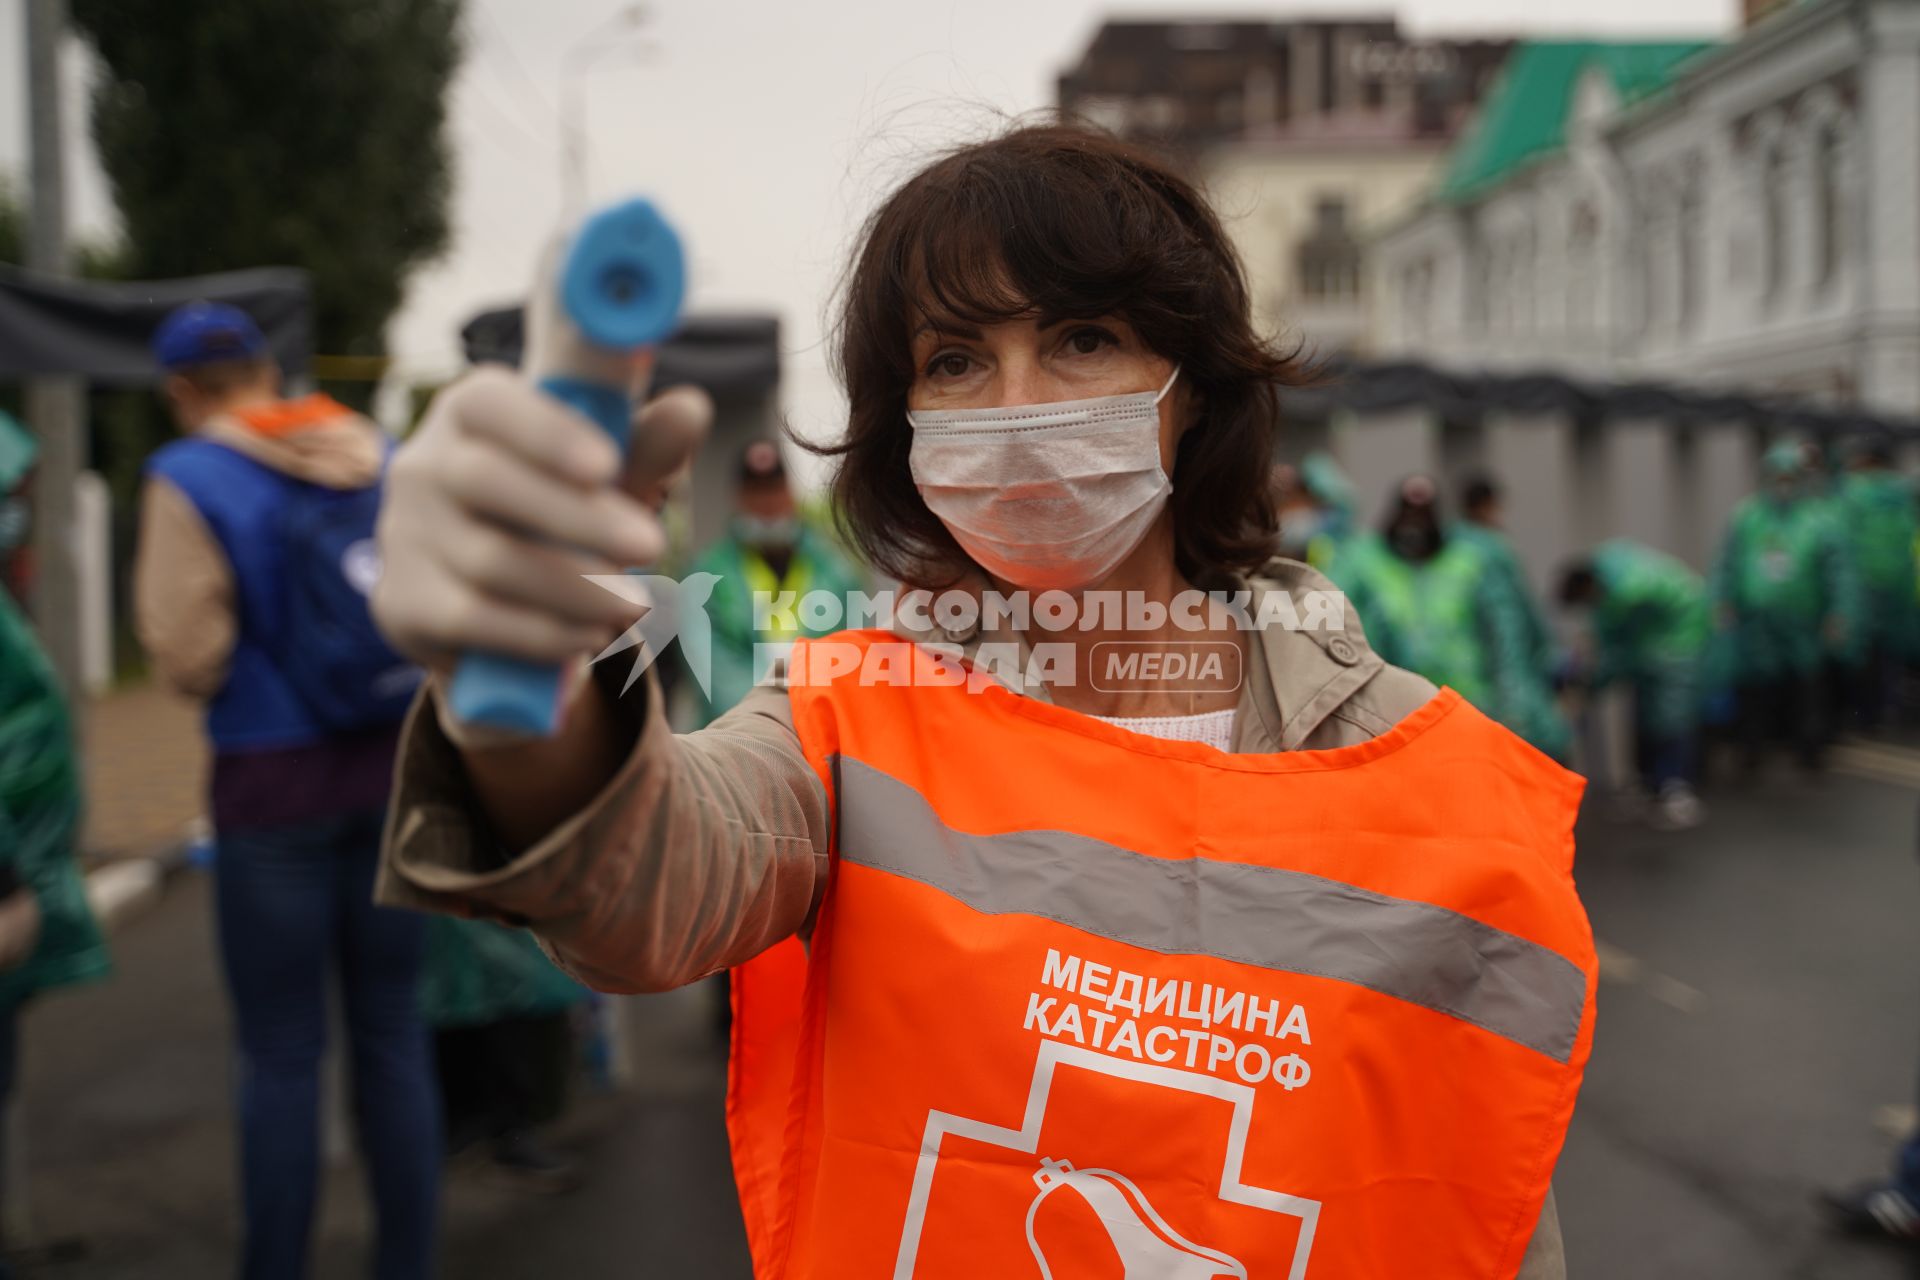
[
  {"xmin": 1201, "ymin": 128, "xmax": 1455, "ymax": 355},
  {"xmin": 1376, "ymin": 0, "xmax": 1920, "ymax": 421}
]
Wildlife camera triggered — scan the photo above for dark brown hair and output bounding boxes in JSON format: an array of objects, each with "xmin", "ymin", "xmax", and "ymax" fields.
[{"xmin": 813, "ymin": 119, "xmax": 1308, "ymax": 588}]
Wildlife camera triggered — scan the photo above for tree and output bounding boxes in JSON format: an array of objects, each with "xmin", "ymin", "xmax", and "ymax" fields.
[
  {"xmin": 0, "ymin": 178, "xmax": 128, "ymax": 279},
  {"xmin": 69, "ymin": 0, "xmax": 462, "ymax": 360}
]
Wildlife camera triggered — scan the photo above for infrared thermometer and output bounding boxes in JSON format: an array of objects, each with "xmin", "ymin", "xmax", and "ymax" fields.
[{"xmin": 445, "ymin": 197, "xmax": 686, "ymax": 736}]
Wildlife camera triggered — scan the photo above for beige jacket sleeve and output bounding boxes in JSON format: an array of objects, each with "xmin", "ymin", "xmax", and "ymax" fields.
[
  {"xmin": 376, "ymin": 667, "xmax": 827, "ymax": 993},
  {"xmin": 132, "ymin": 476, "xmax": 237, "ymax": 700}
]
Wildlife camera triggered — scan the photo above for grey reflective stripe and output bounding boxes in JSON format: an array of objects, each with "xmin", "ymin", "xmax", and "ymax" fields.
[{"xmin": 834, "ymin": 754, "xmax": 1586, "ymax": 1063}]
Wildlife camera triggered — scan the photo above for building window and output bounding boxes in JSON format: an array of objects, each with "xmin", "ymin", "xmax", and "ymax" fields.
[
  {"xmin": 1297, "ymin": 196, "xmax": 1362, "ymax": 303},
  {"xmin": 1404, "ymin": 258, "xmax": 1434, "ymax": 343},
  {"xmin": 1566, "ymin": 202, "xmax": 1600, "ymax": 333},
  {"xmin": 1512, "ymin": 227, "xmax": 1535, "ymax": 334},
  {"xmin": 1485, "ymin": 241, "xmax": 1507, "ymax": 333},
  {"xmin": 1816, "ymin": 123, "xmax": 1847, "ymax": 289},
  {"xmin": 1678, "ymin": 177, "xmax": 1701, "ymax": 330},
  {"xmin": 1763, "ymin": 142, "xmax": 1789, "ymax": 303}
]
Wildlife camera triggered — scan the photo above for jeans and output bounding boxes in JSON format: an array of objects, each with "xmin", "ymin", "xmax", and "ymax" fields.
[{"xmin": 216, "ymin": 810, "xmax": 439, "ymax": 1280}]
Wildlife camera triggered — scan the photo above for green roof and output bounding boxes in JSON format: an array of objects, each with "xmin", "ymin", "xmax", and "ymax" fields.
[{"xmin": 1437, "ymin": 40, "xmax": 1714, "ymax": 203}]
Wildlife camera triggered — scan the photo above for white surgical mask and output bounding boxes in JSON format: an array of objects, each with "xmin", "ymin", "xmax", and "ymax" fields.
[{"xmin": 907, "ymin": 367, "xmax": 1179, "ymax": 592}]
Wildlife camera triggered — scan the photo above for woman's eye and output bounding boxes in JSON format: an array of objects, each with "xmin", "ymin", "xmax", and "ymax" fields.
[
  {"xmin": 925, "ymin": 352, "xmax": 973, "ymax": 379},
  {"xmin": 1064, "ymin": 327, "xmax": 1118, "ymax": 356}
]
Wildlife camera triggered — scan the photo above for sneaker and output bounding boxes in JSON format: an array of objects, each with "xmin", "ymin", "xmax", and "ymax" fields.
[
  {"xmin": 1649, "ymin": 782, "xmax": 1705, "ymax": 832},
  {"xmin": 1822, "ymin": 1183, "xmax": 1920, "ymax": 1242},
  {"xmin": 486, "ymin": 1129, "xmax": 583, "ymax": 1196}
]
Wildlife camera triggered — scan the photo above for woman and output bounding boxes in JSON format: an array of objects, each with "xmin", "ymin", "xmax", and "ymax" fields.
[{"xmin": 372, "ymin": 123, "xmax": 1592, "ymax": 1279}]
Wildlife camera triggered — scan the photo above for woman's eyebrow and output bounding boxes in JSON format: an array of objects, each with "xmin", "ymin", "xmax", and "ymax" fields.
[
  {"xmin": 1034, "ymin": 312, "xmax": 1112, "ymax": 332},
  {"xmin": 911, "ymin": 320, "xmax": 982, "ymax": 342}
]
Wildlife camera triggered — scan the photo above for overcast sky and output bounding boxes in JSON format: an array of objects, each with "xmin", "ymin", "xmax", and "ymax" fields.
[{"xmin": 0, "ymin": 0, "xmax": 1735, "ymax": 448}]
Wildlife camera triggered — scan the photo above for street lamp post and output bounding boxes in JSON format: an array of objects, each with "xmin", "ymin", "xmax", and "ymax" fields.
[
  {"xmin": 559, "ymin": 4, "xmax": 651, "ymax": 218},
  {"xmin": 22, "ymin": 0, "xmax": 87, "ymax": 717}
]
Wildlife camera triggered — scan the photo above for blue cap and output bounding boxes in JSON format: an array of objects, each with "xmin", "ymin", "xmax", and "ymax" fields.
[{"xmin": 152, "ymin": 301, "xmax": 267, "ymax": 371}]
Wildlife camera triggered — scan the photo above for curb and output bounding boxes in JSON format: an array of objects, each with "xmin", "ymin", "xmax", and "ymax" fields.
[{"xmin": 81, "ymin": 825, "xmax": 201, "ymax": 935}]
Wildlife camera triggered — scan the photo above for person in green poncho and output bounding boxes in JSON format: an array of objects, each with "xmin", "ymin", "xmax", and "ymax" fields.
[
  {"xmin": 1710, "ymin": 440, "xmax": 1863, "ymax": 771},
  {"xmin": 1273, "ymin": 451, "xmax": 1355, "ymax": 575},
  {"xmin": 1835, "ymin": 436, "xmax": 1917, "ymax": 728},
  {"xmin": 0, "ymin": 587, "xmax": 110, "ymax": 1257},
  {"xmin": 1330, "ymin": 475, "xmax": 1569, "ymax": 759},
  {"xmin": 419, "ymin": 916, "xmax": 587, "ymax": 1192},
  {"xmin": 1456, "ymin": 474, "xmax": 1555, "ymax": 679},
  {"xmin": 1558, "ymin": 540, "xmax": 1711, "ymax": 830},
  {"xmin": 684, "ymin": 440, "xmax": 867, "ymax": 728}
]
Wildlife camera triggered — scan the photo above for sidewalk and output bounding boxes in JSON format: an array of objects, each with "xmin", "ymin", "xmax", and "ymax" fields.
[{"xmin": 79, "ymin": 681, "xmax": 204, "ymax": 862}]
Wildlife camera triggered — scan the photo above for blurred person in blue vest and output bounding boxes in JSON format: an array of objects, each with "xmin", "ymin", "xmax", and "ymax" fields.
[
  {"xmin": 1710, "ymin": 440, "xmax": 1862, "ymax": 775},
  {"xmin": 0, "ymin": 583, "xmax": 110, "ymax": 1278},
  {"xmin": 131, "ymin": 303, "xmax": 437, "ymax": 1280},
  {"xmin": 1558, "ymin": 541, "xmax": 1711, "ymax": 830},
  {"xmin": 684, "ymin": 440, "xmax": 865, "ymax": 727},
  {"xmin": 1835, "ymin": 435, "xmax": 1918, "ymax": 729}
]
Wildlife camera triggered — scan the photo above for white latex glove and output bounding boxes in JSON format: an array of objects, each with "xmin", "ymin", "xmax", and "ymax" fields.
[{"xmin": 371, "ymin": 368, "xmax": 712, "ymax": 741}]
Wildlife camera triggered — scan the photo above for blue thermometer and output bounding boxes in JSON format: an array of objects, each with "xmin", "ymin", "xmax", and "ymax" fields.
[{"xmin": 446, "ymin": 197, "xmax": 686, "ymax": 736}]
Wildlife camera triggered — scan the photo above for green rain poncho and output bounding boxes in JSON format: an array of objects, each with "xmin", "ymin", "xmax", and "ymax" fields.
[
  {"xmin": 1837, "ymin": 468, "xmax": 1919, "ymax": 659},
  {"xmin": 0, "ymin": 589, "xmax": 108, "ymax": 1009},
  {"xmin": 1451, "ymin": 519, "xmax": 1555, "ymax": 677},
  {"xmin": 1332, "ymin": 533, "xmax": 1569, "ymax": 758},
  {"xmin": 1585, "ymin": 540, "xmax": 1709, "ymax": 741},
  {"xmin": 418, "ymin": 915, "xmax": 585, "ymax": 1030},
  {"xmin": 685, "ymin": 522, "xmax": 867, "ymax": 727},
  {"xmin": 1709, "ymin": 478, "xmax": 1862, "ymax": 680},
  {"xmin": 1296, "ymin": 452, "xmax": 1356, "ymax": 574}
]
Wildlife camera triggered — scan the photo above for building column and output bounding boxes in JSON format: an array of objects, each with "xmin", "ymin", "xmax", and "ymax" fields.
[
  {"xmin": 1858, "ymin": 2, "xmax": 1920, "ymax": 415},
  {"xmin": 1438, "ymin": 416, "xmax": 1489, "ymax": 496},
  {"xmin": 1279, "ymin": 415, "xmax": 1333, "ymax": 462},
  {"xmin": 1698, "ymin": 117, "xmax": 1740, "ymax": 342},
  {"xmin": 1570, "ymin": 415, "xmax": 1614, "ymax": 552},
  {"xmin": 1334, "ymin": 406, "xmax": 1437, "ymax": 518},
  {"xmin": 1485, "ymin": 409, "xmax": 1576, "ymax": 601},
  {"xmin": 1669, "ymin": 427, "xmax": 1705, "ymax": 568}
]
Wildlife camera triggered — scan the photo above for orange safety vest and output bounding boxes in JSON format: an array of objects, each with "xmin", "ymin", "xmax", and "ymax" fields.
[{"xmin": 729, "ymin": 630, "xmax": 1595, "ymax": 1280}]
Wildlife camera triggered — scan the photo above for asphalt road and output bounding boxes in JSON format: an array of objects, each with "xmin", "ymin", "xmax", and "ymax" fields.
[
  {"xmin": 12, "ymin": 757, "xmax": 1920, "ymax": 1279},
  {"xmin": 1559, "ymin": 762, "xmax": 1920, "ymax": 1279}
]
